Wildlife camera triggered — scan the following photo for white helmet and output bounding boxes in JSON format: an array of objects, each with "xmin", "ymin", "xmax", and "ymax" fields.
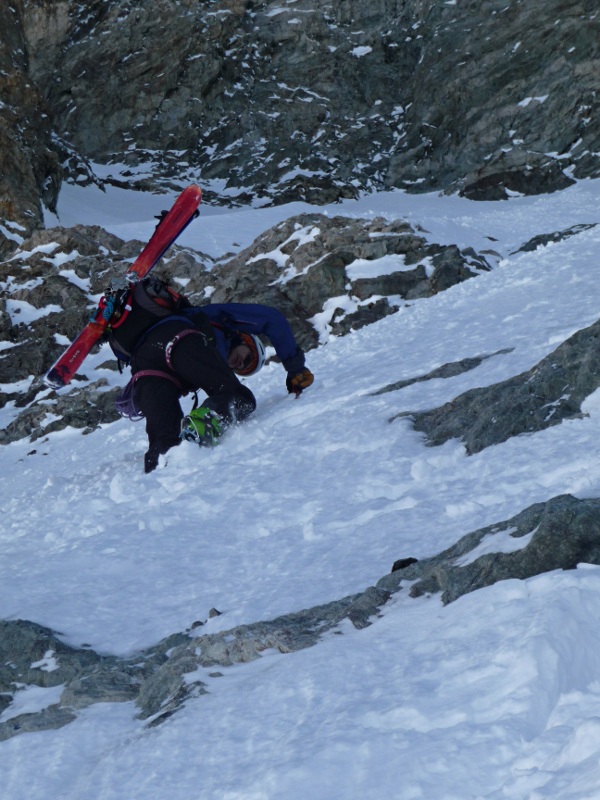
[{"xmin": 233, "ymin": 333, "xmax": 267, "ymax": 377}]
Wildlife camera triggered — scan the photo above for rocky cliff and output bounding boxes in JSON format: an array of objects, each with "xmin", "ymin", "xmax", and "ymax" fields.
[
  {"xmin": 0, "ymin": 1, "xmax": 61, "ymax": 256},
  {"xmin": 1, "ymin": 0, "xmax": 599, "ymax": 252}
]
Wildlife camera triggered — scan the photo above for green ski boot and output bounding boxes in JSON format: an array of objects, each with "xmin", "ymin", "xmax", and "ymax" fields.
[{"xmin": 180, "ymin": 407, "xmax": 224, "ymax": 446}]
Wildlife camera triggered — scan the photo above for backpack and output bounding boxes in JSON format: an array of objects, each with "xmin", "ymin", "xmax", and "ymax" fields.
[{"xmin": 107, "ymin": 276, "xmax": 190, "ymax": 361}]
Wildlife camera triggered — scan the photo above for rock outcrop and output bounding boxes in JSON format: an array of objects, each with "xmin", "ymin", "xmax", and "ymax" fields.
[
  {"xmin": 1, "ymin": 0, "xmax": 599, "ymax": 231},
  {"xmin": 0, "ymin": 0, "xmax": 61, "ymax": 257},
  {"xmin": 0, "ymin": 213, "xmax": 490, "ymax": 444},
  {"xmin": 399, "ymin": 315, "xmax": 600, "ymax": 454},
  {"xmin": 0, "ymin": 586, "xmax": 392, "ymax": 740},
  {"xmin": 3, "ymin": 492, "xmax": 600, "ymax": 741},
  {"xmin": 198, "ymin": 213, "xmax": 491, "ymax": 345},
  {"xmin": 381, "ymin": 494, "xmax": 600, "ymax": 605}
]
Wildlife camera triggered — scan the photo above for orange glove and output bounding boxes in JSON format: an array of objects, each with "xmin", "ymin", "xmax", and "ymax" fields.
[{"xmin": 286, "ymin": 368, "xmax": 314, "ymax": 397}]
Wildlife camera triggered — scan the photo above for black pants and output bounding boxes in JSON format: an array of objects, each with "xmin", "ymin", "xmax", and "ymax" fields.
[{"xmin": 132, "ymin": 321, "xmax": 256, "ymax": 459}]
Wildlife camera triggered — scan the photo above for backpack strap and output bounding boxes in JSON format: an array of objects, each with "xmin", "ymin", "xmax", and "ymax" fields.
[
  {"xmin": 132, "ymin": 369, "xmax": 185, "ymax": 391},
  {"xmin": 122, "ymin": 315, "xmax": 209, "ymax": 363},
  {"xmin": 134, "ymin": 369, "xmax": 200, "ymax": 405},
  {"xmin": 116, "ymin": 369, "xmax": 198, "ymax": 421},
  {"xmin": 108, "ymin": 288, "xmax": 134, "ymax": 330},
  {"xmin": 164, "ymin": 328, "xmax": 211, "ymax": 371},
  {"xmin": 209, "ymin": 319, "xmax": 244, "ymax": 348},
  {"xmin": 115, "ymin": 370, "xmax": 184, "ymax": 421}
]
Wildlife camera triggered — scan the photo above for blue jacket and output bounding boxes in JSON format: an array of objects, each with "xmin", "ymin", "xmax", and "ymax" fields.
[{"xmin": 183, "ymin": 303, "xmax": 306, "ymax": 374}]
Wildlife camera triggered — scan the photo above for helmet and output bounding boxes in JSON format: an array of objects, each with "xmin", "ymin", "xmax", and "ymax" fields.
[{"xmin": 233, "ymin": 333, "xmax": 267, "ymax": 377}]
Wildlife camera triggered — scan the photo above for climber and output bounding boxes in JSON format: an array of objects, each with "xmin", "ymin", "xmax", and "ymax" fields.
[{"xmin": 107, "ymin": 276, "xmax": 314, "ymax": 472}]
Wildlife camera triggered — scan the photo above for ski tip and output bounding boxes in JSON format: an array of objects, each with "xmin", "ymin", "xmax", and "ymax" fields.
[{"xmin": 43, "ymin": 368, "xmax": 68, "ymax": 391}]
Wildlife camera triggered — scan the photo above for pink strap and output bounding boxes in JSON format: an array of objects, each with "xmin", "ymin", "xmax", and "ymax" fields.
[
  {"xmin": 164, "ymin": 329, "xmax": 208, "ymax": 370},
  {"xmin": 132, "ymin": 369, "xmax": 184, "ymax": 392}
]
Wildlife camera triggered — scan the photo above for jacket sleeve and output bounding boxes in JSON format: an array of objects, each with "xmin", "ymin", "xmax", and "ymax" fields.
[{"xmin": 191, "ymin": 303, "xmax": 306, "ymax": 373}]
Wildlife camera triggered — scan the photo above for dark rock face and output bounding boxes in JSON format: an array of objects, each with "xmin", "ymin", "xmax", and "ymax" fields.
[
  {"xmin": 0, "ymin": 586, "xmax": 392, "ymax": 739},
  {"xmin": 513, "ymin": 223, "xmax": 599, "ymax": 254},
  {"xmin": 0, "ymin": 1, "xmax": 61, "ymax": 257},
  {"xmin": 401, "ymin": 317, "xmax": 600, "ymax": 454},
  {"xmin": 380, "ymin": 494, "xmax": 600, "ymax": 605},
  {"xmin": 1, "ymin": 0, "xmax": 598, "ymax": 224},
  {"xmin": 0, "ymin": 213, "xmax": 488, "ymax": 444},
  {"xmin": 372, "ymin": 348, "xmax": 514, "ymax": 396}
]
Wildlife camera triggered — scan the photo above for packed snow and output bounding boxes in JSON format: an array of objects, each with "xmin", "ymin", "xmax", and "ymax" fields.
[{"xmin": 3, "ymin": 178, "xmax": 600, "ymax": 798}]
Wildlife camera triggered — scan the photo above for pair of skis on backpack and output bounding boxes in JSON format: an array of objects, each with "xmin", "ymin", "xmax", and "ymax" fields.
[{"xmin": 44, "ymin": 185, "xmax": 203, "ymax": 391}]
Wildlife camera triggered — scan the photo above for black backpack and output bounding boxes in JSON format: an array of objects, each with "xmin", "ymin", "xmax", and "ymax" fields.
[{"xmin": 107, "ymin": 276, "xmax": 189, "ymax": 361}]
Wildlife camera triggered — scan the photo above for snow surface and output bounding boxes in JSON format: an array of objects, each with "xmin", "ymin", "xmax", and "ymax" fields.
[{"xmin": 3, "ymin": 179, "xmax": 600, "ymax": 797}]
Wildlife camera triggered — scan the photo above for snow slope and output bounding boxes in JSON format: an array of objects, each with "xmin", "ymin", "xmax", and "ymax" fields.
[{"xmin": 2, "ymin": 180, "xmax": 600, "ymax": 798}]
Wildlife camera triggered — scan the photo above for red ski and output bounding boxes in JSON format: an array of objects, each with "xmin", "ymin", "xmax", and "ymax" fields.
[{"xmin": 44, "ymin": 185, "xmax": 202, "ymax": 390}]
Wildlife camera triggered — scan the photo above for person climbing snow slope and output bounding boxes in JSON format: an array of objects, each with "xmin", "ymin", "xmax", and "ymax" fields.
[{"xmin": 107, "ymin": 276, "xmax": 314, "ymax": 472}]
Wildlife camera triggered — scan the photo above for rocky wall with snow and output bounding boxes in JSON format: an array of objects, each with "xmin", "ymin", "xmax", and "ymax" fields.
[
  {"xmin": 2, "ymin": 0, "xmax": 599, "ymax": 250},
  {"xmin": 0, "ymin": 212, "xmax": 491, "ymax": 443},
  {"xmin": 3, "ymin": 492, "xmax": 600, "ymax": 742}
]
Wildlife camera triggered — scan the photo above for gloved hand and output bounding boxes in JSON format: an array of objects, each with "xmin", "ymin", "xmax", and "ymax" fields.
[{"xmin": 286, "ymin": 367, "xmax": 314, "ymax": 397}]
